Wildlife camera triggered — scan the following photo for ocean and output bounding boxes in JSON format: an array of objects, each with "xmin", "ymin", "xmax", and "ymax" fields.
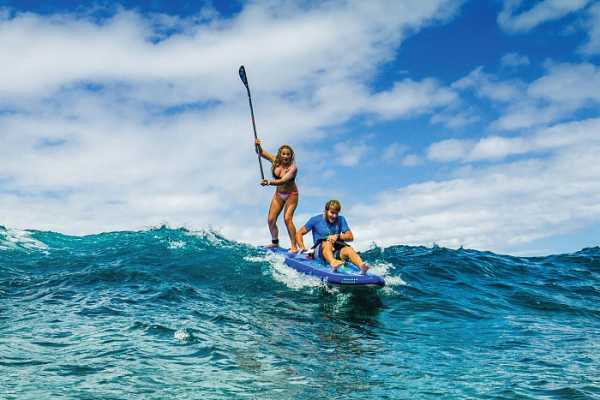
[{"xmin": 1, "ymin": 225, "xmax": 598, "ymax": 399}]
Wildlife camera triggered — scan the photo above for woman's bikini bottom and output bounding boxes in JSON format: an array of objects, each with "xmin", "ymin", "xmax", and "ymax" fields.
[{"xmin": 276, "ymin": 190, "xmax": 298, "ymax": 202}]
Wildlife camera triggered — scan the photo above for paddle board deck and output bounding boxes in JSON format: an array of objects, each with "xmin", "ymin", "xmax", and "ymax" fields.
[{"xmin": 262, "ymin": 246, "xmax": 385, "ymax": 287}]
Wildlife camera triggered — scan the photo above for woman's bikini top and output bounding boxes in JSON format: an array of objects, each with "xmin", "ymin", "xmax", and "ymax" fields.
[{"xmin": 273, "ymin": 163, "xmax": 297, "ymax": 183}]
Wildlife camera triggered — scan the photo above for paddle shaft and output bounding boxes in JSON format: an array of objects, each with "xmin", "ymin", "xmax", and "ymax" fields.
[{"xmin": 239, "ymin": 66, "xmax": 265, "ymax": 180}]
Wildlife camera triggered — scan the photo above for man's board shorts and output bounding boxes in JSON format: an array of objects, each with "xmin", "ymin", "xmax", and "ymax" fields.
[{"xmin": 314, "ymin": 240, "xmax": 349, "ymax": 263}]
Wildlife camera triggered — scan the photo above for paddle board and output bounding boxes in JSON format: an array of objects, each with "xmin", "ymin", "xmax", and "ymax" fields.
[{"xmin": 263, "ymin": 246, "xmax": 385, "ymax": 287}]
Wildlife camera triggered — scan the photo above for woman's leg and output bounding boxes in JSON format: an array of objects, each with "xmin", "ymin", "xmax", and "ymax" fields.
[
  {"xmin": 283, "ymin": 193, "xmax": 299, "ymax": 251},
  {"xmin": 267, "ymin": 193, "xmax": 285, "ymax": 246}
]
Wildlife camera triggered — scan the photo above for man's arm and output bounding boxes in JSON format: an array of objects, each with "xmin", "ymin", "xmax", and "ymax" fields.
[
  {"xmin": 336, "ymin": 216, "xmax": 353, "ymax": 242},
  {"xmin": 296, "ymin": 226, "xmax": 309, "ymax": 252},
  {"xmin": 327, "ymin": 230, "xmax": 353, "ymax": 243},
  {"xmin": 338, "ymin": 230, "xmax": 354, "ymax": 242}
]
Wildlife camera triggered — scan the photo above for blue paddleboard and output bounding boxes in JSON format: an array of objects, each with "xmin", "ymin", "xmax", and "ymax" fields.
[{"xmin": 262, "ymin": 246, "xmax": 385, "ymax": 287}]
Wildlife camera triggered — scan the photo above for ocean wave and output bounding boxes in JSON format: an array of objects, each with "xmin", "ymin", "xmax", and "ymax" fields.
[{"xmin": 1, "ymin": 226, "xmax": 598, "ymax": 399}]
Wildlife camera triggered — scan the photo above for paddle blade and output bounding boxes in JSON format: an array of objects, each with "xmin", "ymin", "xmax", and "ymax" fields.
[{"xmin": 239, "ymin": 65, "xmax": 248, "ymax": 87}]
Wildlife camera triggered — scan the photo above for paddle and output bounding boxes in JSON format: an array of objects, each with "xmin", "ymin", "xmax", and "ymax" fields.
[{"xmin": 239, "ymin": 65, "xmax": 265, "ymax": 180}]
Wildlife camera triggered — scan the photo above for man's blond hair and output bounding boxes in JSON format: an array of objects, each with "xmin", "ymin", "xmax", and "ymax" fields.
[{"xmin": 325, "ymin": 199, "xmax": 341, "ymax": 212}]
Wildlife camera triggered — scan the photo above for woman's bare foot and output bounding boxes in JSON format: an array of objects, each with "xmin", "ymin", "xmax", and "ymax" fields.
[
  {"xmin": 289, "ymin": 246, "xmax": 298, "ymax": 253},
  {"xmin": 266, "ymin": 240, "xmax": 279, "ymax": 248}
]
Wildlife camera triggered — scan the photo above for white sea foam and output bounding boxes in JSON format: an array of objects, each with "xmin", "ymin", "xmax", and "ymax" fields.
[
  {"xmin": 245, "ymin": 252, "xmax": 323, "ymax": 290},
  {"xmin": 187, "ymin": 227, "xmax": 235, "ymax": 248},
  {"xmin": 365, "ymin": 261, "xmax": 407, "ymax": 295},
  {"xmin": 331, "ymin": 291, "xmax": 353, "ymax": 312},
  {"xmin": 174, "ymin": 329, "xmax": 190, "ymax": 341},
  {"xmin": 246, "ymin": 253, "xmax": 407, "ymax": 293},
  {"xmin": 168, "ymin": 240, "xmax": 186, "ymax": 249},
  {"xmin": 243, "ymin": 255, "xmax": 267, "ymax": 263},
  {"xmin": 367, "ymin": 261, "xmax": 407, "ymax": 285},
  {"xmin": 0, "ymin": 228, "xmax": 49, "ymax": 252}
]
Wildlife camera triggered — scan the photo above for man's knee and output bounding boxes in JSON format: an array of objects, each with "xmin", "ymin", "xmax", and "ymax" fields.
[{"xmin": 340, "ymin": 246, "xmax": 355, "ymax": 258}]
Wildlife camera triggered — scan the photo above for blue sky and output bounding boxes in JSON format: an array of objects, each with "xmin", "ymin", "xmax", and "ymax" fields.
[{"xmin": 0, "ymin": 0, "xmax": 599, "ymax": 255}]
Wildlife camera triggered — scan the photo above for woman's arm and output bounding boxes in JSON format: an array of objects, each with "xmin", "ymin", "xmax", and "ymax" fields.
[
  {"xmin": 268, "ymin": 164, "xmax": 297, "ymax": 186},
  {"xmin": 255, "ymin": 139, "xmax": 276, "ymax": 163}
]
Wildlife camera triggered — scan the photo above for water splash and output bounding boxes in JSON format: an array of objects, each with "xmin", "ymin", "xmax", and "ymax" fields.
[{"xmin": 245, "ymin": 252, "xmax": 324, "ymax": 290}]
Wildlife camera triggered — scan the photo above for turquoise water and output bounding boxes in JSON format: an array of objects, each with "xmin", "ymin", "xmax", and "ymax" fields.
[{"xmin": 1, "ymin": 226, "xmax": 598, "ymax": 399}]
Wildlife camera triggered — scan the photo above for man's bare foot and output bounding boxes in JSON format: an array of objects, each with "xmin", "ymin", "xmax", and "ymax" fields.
[
  {"xmin": 359, "ymin": 263, "xmax": 369, "ymax": 275},
  {"xmin": 330, "ymin": 259, "xmax": 344, "ymax": 272}
]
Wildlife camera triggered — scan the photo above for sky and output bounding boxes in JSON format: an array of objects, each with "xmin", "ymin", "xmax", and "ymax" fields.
[{"xmin": 0, "ymin": 0, "xmax": 599, "ymax": 256}]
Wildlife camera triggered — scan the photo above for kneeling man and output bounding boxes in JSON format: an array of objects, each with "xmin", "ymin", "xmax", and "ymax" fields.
[{"xmin": 296, "ymin": 199, "xmax": 369, "ymax": 274}]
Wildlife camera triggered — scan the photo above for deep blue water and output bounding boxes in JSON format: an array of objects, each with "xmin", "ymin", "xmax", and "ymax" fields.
[{"xmin": 1, "ymin": 225, "xmax": 599, "ymax": 399}]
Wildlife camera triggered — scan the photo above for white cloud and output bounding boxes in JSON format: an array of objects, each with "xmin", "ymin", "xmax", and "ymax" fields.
[
  {"xmin": 401, "ymin": 154, "xmax": 422, "ymax": 166},
  {"xmin": 453, "ymin": 67, "xmax": 523, "ymax": 102},
  {"xmin": 0, "ymin": 1, "xmax": 459, "ymax": 100},
  {"xmin": 308, "ymin": 77, "xmax": 459, "ymax": 126},
  {"xmin": 0, "ymin": 1, "xmax": 461, "ymax": 237},
  {"xmin": 426, "ymin": 117, "xmax": 600, "ymax": 163},
  {"xmin": 498, "ymin": 0, "xmax": 591, "ymax": 33},
  {"xmin": 350, "ymin": 118, "xmax": 600, "ymax": 253},
  {"xmin": 527, "ymin": 62, "xmax": 600, "ymax": 105},
  {"xmin": 367, "ymin": 78, "xmax": 457, "ymax": 119},
  {"xmin": 426, "ymin": 138, "xmax": 475, "ymax": 162},
  {"xmin": 501, "ymin": 52, "xmax": 530, "ymax": 67},
  {"xmin": 491, "ymin": 103, "xmax": 567, "ymax": 131},
  {"xmin": 493, "ymin": 62, "xmax": 600, "ymax": 130},
  {"xmin": 382, "ymin": 143, "xmax": 408, "ymax": 161},
  {"xmin": 431, "ymin": 108, "xmax": 480, "ymax": 128},
  {"xmin": 467, "ymin": 136, "xmax": 528, "ymax": 161},
  {"xmin": 452, "ymin": 63, "xmax": 600, "ymax": 131},
  {"xmin": 580, "ymin": 3, "xmax": 600, "ymax": 55},
  {"xmin": 333, "ymin": 140, "xmax": 370, "ymax": 167}
]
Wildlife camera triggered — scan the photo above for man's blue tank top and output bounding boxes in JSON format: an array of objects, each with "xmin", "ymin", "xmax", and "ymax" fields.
[{"xmin": 303, "ymin": 214, "xmax": 350, "ymax": 245}]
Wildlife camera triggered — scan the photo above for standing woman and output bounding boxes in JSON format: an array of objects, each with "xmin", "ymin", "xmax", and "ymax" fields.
[{"xmin": 255, "ymin": 138, "xmax": 299, "ymax": 252}]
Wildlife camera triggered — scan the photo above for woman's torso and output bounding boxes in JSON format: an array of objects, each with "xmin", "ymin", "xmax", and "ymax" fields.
[{"xmin": 273, "ymin": 163, "xmax": 297, "ymax": 193}]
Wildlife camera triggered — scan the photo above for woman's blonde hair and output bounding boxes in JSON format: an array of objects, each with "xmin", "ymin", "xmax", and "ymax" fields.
[{"xmin": 272, "ymin": 144, "xmax": 295, "ymax": 176}]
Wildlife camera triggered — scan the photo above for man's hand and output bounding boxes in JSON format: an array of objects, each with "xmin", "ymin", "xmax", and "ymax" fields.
[{"xmin": 327, "ymin": 234, "xmax": 339, "ymax": 243}]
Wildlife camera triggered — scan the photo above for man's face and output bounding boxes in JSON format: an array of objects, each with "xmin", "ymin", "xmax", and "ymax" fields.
[{"xmin": 325, "ymin": 208, "xmax": 339, "ymax": 223}]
